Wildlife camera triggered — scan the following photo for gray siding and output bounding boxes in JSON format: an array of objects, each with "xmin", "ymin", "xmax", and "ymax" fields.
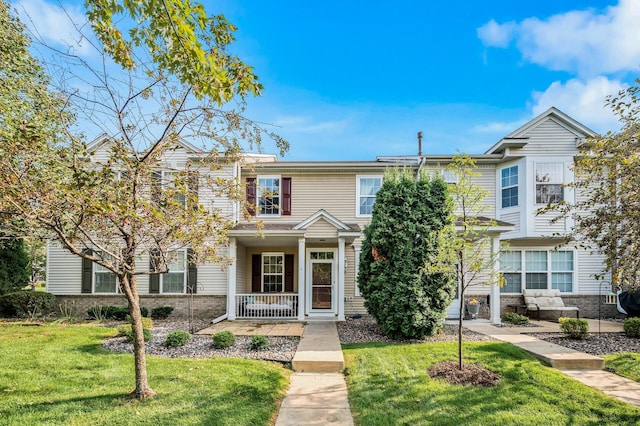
[
  {"xmin": 46, "ymin": 243, "xmax": 82, "ymax": 294},
  {"xmin": 514, "ymin": 119, "xmax": 580, "ymax": 156}
]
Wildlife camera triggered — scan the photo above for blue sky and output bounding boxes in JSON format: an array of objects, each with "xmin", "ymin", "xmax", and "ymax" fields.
[{"xmin": 15, "ymin": 0, "xmax": 640, "ymax": 160}]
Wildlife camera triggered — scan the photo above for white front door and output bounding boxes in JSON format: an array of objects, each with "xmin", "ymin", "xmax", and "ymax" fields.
[
  {"xmin": 307, "ymin": 250, "xmax": 336, "ymax": 315},
  {"xmin": 446, "ymin": 281, "xmax": 461, "ymax": 319}
]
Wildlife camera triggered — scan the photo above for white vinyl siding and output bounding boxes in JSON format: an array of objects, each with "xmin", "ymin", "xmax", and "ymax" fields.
[{"xmin": 513, "ymin": 119, "xmax": 581, "ymax": 156}]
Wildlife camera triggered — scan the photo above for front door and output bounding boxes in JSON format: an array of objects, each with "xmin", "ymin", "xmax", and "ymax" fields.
[{"xmin": 307, "ymin": 250, "xmax": 336, "ymax": 315}]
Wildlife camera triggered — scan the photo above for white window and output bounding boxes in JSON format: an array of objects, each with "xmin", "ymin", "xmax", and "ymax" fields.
[
  {"xmin": 535, "ymin": 163, "xmax": 564, "ymax": 204},
  {"xmin": 257, "ymin": 176, "xmax": 280, "ymax": 217},
  {"xmin": 501, "ymin": 166, "xmax": 518, "ymax": 208},
  {"xmin": 441, "ymin": 170, "xmax": 459, "ymax": 184},
  {"xmin": 161, "ymin": 250, "xmax": 186, "ymax": 293},
  {"xmin": 500, "ymin": 250, "xmax": 574, "ymax": 293},
  {"xmin": 356, "ymin": 175, "xmax": 382, "ymax": 217},
  {"xmin": 94, "ymin": 258, "xmax": 117, "ymax": 293},
  {"xmin": 164, "ymin": 171, "xmax": 186, "ymax": 207},
  {"xmin": 262, "ymin": 253, "xmax": 284, "ymax": 292}
]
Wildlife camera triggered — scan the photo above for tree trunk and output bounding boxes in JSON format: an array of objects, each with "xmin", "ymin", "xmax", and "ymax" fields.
[
  {"xmin": 458, "ymin": 293, "xmax": 464, "ymax": 370},
  {"xmin": 121, "ymin": 273, "xmax": 156, "ymax": 399}
]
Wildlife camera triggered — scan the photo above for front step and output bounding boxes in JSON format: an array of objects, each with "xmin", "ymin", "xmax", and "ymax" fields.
[
  {"xmin": 517, "ymin": 341, "xmax": 605, "ymax": 370},
  {"xmin": 292, "ymin": 322, "xmax": 345, "ymax": 373}
]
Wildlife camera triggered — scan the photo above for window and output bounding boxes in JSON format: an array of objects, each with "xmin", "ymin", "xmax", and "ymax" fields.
[
  {"xmin": 262, "ymin": 253, "xmax": 284, "ymax": 292},
  {"xmin": 535, "ymin": 163, "xmax": 564, "ymax": 204},
  {"xmin": 442, "ymin": 170, "xmax": 459, "ymax": 184},
  {"xmin": 94, "ymin": 259, "xmax": 117, "ymax": 293},
  {"xmin": 500, "ymin": 250, "xmax": 574, "ymax": 293},
  {"xmin": 162, "ymin": 250, "xmax": 186, "ymax": 293},
  {"xmin": 257, "ymin": 176, "xmax": 280, "ymax": 216},
  {"xmin": 162, "ymin": 171, "xmax": 186, "ymax": 207},
  {"xmin": 357, "ymin": 176, "xmax": 382, "ymax": 216},
  {"xmin": 501, "ymin": 166, "xmax": 518, "ymax": 208}
]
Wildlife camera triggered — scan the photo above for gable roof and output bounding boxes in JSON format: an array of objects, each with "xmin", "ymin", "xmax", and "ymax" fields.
[
  {"xmin": 293, "ymin": 209, "xmax": 353, "ymax": 231},
  {"xmin": 485, "ymin": 107, "xmax": 597, "ymax": 155},
  {"xmin": 86, "ymin": 134, "xmax": 201, "ymax": 155}
]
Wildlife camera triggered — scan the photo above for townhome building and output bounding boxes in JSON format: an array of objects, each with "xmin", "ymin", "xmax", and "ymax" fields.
[{"xmin": 46, "ymin": 107, "xmax": 618, "ymax": 322}]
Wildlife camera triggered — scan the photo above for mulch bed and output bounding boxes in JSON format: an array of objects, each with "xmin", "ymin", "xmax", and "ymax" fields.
[{"xmin": 428, "ymin": 361, "xmax": 501, "ymax": 387}]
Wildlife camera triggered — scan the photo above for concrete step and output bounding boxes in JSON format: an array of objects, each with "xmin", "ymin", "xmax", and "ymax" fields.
[
  {"xmin": 292, "ymin": 322, "xmax": 345, "ymax": 373},
  {"xmin": 517, "ymin": 341, "xmax": 605, "ymax": 370}
]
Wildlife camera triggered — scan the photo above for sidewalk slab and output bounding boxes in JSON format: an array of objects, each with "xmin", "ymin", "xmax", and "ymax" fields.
[{"xmin": 561, "ymin": 369, "xmax": 640, "ymax": 407}]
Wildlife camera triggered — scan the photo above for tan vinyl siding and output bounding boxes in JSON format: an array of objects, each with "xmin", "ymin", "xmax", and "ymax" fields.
[
  {"xmin": 197, "ymin": 263, "xmax": 228, "ymax": 294},
  {"xmin": 514, "ymin": 119, "xmax": 579, "ymax": 156},
  {"xmin": 46, "ymin": 243, "xmax": 82, "ymax": 294},
  {"xmin": 344, "ymin": 248, "xmax": 366, "ymax": 315},
  {"xmin": 235, "ymin": 244, "xmax": 247, "ymax": 293},
  {"xmin": 305, "ymin": 219, "xmax": 339, "ymax": 239}
]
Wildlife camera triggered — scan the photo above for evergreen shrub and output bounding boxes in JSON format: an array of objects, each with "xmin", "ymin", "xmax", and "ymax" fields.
[
  {"xmin": 249, "ymin": 335, "xmax": 269, "ymax": 350},
  {"xmin": 165, "ymin": 330, "xmax": 191, "ymax": 347},
  {"xmin": 0, "ymin": 291, "xmax": 55, "ymax": 317},
  {"xmin": 151, "ymin": 306, "xmax": 174, "ymax": 319},
  {"xmin": 559, "ymin": 317, "xmax": 589, "ymax": 340},
  {"xmin": 623, "ymin": 317, "xmax": 640, "ymax": 338},
  {"xmin": 212, "ymin": 330, "xmax": 235, "ymax": 348}
]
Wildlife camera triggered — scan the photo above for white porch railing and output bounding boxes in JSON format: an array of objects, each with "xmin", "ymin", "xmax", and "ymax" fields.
[{"xmin": 235, "ymin": 293, "xmax": 298, "ymax": 319}]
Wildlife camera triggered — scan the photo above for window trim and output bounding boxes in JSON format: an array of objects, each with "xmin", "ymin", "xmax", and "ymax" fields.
[
  {"xmin": 500, "ymin": 165, "xmax": 519, "ymax": 208},
  {"xmin": 262, "ymin": 252, "xmax": 285, "ymax": 293},
  {"xmin": 163, "ymin": 170, "xmax": 187, "ymax": 207},
  {"xmin": 500, "ymin": 249, "xmax": 575, "ymax": 294},
  {"xmin": 535, "ymin": 162, "xmax": 564, "ymax": 205},
  {"xmin": 160, "ymin": 249, "xmax": 187, "ymax": 294},
  {"xmin": 256, "ymin": 175, "xmax": 282, "ymax": 217},
  {"xmin": 356, "ymin": 175, "xmax": 383, "ymax": 217}
]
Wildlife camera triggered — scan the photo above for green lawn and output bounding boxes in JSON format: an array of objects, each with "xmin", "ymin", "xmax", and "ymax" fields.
[
  {"xmin": 343, "ymin": 341, "xmax": 640, "ymax": 426},
  {"xmin": 0, "ymin": 323, "xmax": 289, "ymax": 426},
  {"xmin": 604, "ymin": 352, "xmax": 640, "ymax": 382}
]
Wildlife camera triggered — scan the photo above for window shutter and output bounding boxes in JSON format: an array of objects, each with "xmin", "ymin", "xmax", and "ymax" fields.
[
  {"xmin": 282, "ymin": 177, "xmax": 292, "ymax": 216},
  {"xmin": 151, "ymin": 171, "xmax": 162, "ymax": 203},
  {"xmin": 251, "ymin": 254, "xmax": 261, "ymax": 292},
  {"xmin": 81, "ymin": 249, "xmax": 93, "ymax": 293},
  {"xmin": 246, "ymin": 178, "xmax": 256, "ymax": 216},
  {"xmin": 149, "ymin": 250, "xmax": 160, "ymax": 294},
  {"xmin": 188, "ymin": 171, "xmax": 199, "ymax": 210},
  {"xmin": 187, "ymin": 248, "xmax": 197, "ymax": 294},
  {"xmin": 285, "ymin": 254, "xmax": 294, "ymax": 292}
]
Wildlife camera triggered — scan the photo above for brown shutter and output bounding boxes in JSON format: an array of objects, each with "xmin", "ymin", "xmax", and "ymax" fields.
[
  {"xmin": 187, "ymin": 248, "xmax": 197, "ymax": 294},
  {"xmin": 285, "ymin": 254, "xmax": 294, "ymax": 292},
  {"xmin": 188, "ymin": 171, "xmax": 199, "ymax": 211},
  {"xmin": 81, "ymin": 249, "xmax": 93, "ymax": 293},
  {"xmin": 149, "ymin": 250, "xmax": 160, "ymax": 294},
  {"xmin": 251, "ymin": 254, "xmax": 261, "ymax": 292},
  {"xmin": 282, "ymin": 177, "xmax": 292, "ymax": 216},
  {"xmin": 151, "ymin": 171, "xmax": 162, "ymax": 203},
  {"xmin": 246, "ymin": 178, "xmax": 256, "ymax": 216}
]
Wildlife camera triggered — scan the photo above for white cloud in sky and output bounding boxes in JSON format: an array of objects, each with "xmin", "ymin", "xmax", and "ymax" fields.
[
  {"xmin": 16, "ymin": 0, "xmax": 92, "ymax": 56},
  {"xmin": 531, "ymin": 77, "xmax": 625, "ymax": 133},
  {"xmin": 478, "ymin": 0, "xmax": 640, "ymax": 76}
]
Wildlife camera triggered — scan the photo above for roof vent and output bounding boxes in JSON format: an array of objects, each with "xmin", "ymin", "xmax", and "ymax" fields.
[{"xmin": 417, "ymin": 131, "xmax": 423, "ymax": 156}]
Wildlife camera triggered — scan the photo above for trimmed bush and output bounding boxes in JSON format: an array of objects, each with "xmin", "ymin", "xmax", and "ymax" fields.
[
  {"xmin": 121, "ymin": 326, "xmax": 151, "ymax": 343},
  {"xmin": 212, "ymin": 330, "xmax": 235, "ymax": 349},
  {"xmin": 87, "ymin": 305, "xmax": 148, "ymax": 321},
  {"xmin": 151, "ymin": 306, "xmax": 174, "ymax": 320},
  {"xmin": 623, "ymin": 317, "xmax": 640, "ymax": 338},
  {"xmin": 559, "ymin": 317, "xmax": 589, "ymax": 340},
  {"xmin": 0, "ymin": 291, "xmax": 55, "ymax": 318},
  {"xmin": 249, "ymin": 335, "xmax": 269, "ymax": 350},
  {"xmin": 165, "ymin": 330, "xmax": 191, "ymax": 348},
  {"xmin": 502, "ymin": 312, "xmax": 530, "ymax": 325}
]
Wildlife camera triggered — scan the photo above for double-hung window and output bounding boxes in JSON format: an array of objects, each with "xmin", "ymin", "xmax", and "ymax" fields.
[
  {"xmin": 164, "ymin": 171, "xmax": 186, "ymax": 207},
  {"xmin": 535, "ymin": 163, "xmax": 564, "ymax": 204},
  {"xmin": 162, "ymin": 250, "xmax": 186, "ymax": 293},
  {"xmin": 262, "ymin": 253, "xmax": 284, "ymax": 292},
  {"xmin": 501, "ymin": 166, "xmax": 518, "ymax": 208},
  {"xmin": 94, "ymin": 257, "xmax": 117, "ymax": 293},
  {"xmin": 357, "ymin": 176, "xmax": 382, "ymax": 217},
  {"xmin": 500, "ymin": 250, "xmax": 574, "ymax": 293},
  {"xmin": 257, "ymin": 176, "xmax": 280, "ymax": 217}
]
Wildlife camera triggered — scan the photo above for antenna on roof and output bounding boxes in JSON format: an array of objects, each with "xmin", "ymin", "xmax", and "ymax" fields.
[{"xmin": 417, "ymin": 131, "xmax": 423, "ymax": 156}]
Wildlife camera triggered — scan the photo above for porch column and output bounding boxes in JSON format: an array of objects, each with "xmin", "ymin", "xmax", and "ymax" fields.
[
  {"xmin": 338, "ymin": 237, "xmax": 346, "ymax": 321},
  {"xmin": 490, "ymin": 236, "xmax": 501, "ymax": 324},
  {"xmin": 227, "ymin": 237, "xmax": 237, "ymax": 320},
  {"xmin": 297, "ymin": 237, "xmax": 305, "ymax": 320}
]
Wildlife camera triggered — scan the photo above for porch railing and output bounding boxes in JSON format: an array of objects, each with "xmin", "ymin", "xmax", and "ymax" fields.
[{"xmin": 235, "ymin": 293, "xmax": 298, "ymax": 319}]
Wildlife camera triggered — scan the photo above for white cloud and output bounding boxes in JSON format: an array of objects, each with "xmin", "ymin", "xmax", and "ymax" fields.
[
  {"xmin": 479, "ymin": 0, "xmax": 640, "ymax": 76},
  {"xmin": 531, "ymin": 77, "xmax": 626, "ymax": 133},
  {"xmin": 477, "ymin": 19, "xmax": 516, "ymax": 48},
  {"xmin": 16, "ymin": 0, "xmax": 92, "ymax": 56}
]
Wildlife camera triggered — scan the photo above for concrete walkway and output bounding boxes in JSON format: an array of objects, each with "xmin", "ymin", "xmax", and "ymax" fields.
[
  {"xmin": 465, "ymin": 319, "xmax": 640, "ymax": 407},
  {"xmin": 276, "ymin": 322, "xmax": 354, "ymax": 426}
]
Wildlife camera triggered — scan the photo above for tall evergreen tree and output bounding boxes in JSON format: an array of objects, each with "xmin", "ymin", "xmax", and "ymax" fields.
[
  {"xmin": 0, "ymin": 238, "xmax": 30, "ymax": 295},
  {"xmin": 358, "ymin": 169, "xmax": 456, "ymax": 339}
]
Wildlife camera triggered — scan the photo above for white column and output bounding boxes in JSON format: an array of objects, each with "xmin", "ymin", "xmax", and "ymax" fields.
[
  {"xmin": 338, "ymin": 237, "xmax": 346, "ymax": 321},
  {"xmin": 297, "ymin": 237, "xmax": 305, "ymax": 321},
  {"xmin": 491, "ymin": 236, "xmax": 501, "ymax": 324},
  {"xmin": 227, "ymin": 237, "xmax": 237, "ymax": 320}
]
